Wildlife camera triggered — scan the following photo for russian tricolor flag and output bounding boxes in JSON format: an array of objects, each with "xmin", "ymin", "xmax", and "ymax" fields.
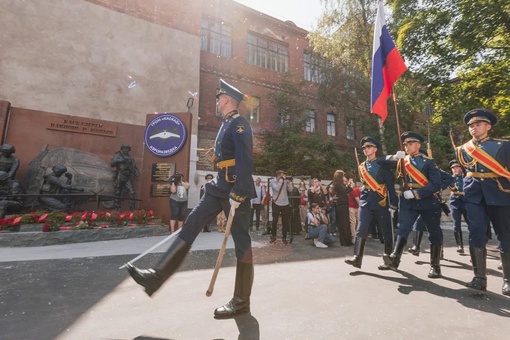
[{"xmin": 371, "ymin": 1, "xmax": 407, "ymax": 123}]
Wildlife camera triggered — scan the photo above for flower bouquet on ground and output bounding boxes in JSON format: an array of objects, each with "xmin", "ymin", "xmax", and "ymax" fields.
[{"xmin": 0, "ymin": 210, "xmax": 156, "ymax": 232}]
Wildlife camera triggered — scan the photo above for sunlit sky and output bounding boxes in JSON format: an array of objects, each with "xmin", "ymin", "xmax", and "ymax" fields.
[{"xmin": 233, "ymin": 0, "xmax": 325, "ymax": 31}]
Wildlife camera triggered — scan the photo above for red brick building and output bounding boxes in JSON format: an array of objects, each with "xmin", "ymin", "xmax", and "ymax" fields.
[{"xmin": 196, "ymin": 0, "xmax": 357, "ymax": 171}]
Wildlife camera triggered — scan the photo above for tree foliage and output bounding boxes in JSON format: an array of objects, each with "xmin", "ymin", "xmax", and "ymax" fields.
[
  {"xmin": 310, "ymin": 0, "xmax": 510, "ymax": 168},
  {"xmin": 388, "ymin": 0, "xmax": 510, "ymax": 139},
  {"xmin": 253, "ymin": 76, "xmax": 356, "ymax": 179}
]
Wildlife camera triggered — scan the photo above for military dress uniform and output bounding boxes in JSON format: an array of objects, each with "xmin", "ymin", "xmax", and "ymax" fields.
[
  {"xmin": 382, "ymin": 132, "xmax": 444, "ymax": 278},
  {"xmin": 448, "ymin": 160, "xmax": 467, "ymax": 253},
  {"xmin": 126, "ymin": 79, "xmax": 257, "ymax": 316},
  {"xmin": 408, "ymin": 158, "xmax": 454, "ymax": 256},
  {"xmin": 345, "ymin": 137, "xmax": 398, "ymax": 270},
  {"xmin": 456, "ymin": 109, "xmax": 510, "ymax": 295}
]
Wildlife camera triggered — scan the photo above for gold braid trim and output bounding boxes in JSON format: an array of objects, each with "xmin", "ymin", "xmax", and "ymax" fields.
[{"xmin": 229, "ymin": 192, "xmax": 245, "ymax": 202}]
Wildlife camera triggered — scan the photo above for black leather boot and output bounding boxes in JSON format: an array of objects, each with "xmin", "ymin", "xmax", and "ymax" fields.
[
  {"xmin": 500, "ymin": 251, "xmax": 510, "ymax": 296},
  {"xmin": 126, "ymin": 237, "xmax": 191, "ymax": 297},
  {"xmin": 345, "ymin": 237, "xmax": 366, "ymax": 268},
  {"xmin": 214, "ymin": 261, "xmax": 254, "ymax": 318},
  {"xmin": 378, "ymin": 241, "xmax": 394, "ymax": 270},
  {"xmin": 408, "ymin": 231, "xmax": 423, "ymax": 256},
  {"xmin": 466, "ymin": 247, "xmax": 487, "ymax": 291},
  {"xmin": 428, "ymin": 244, "xmax": 442, "ymax": 278},
  {"xmin": 383, "ymin": 236, "xmax": 407, "ymax": 270},
  {"xmin": 454, "ymin": 231, "xmax": 465, "ymax": 254}
]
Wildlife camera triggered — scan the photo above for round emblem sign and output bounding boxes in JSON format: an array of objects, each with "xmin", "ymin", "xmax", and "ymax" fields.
[{"xmin": 144, "ymin": 114, "xmax": 187, "ymax": 157}]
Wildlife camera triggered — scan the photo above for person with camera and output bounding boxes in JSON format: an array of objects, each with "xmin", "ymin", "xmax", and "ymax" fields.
[
  {"xmin": 169, "ymin": 172, "xmax": 190, "ymax": 233},
  {"xmin": 307, "ymin": 177, "xmax": 327, "ymax": 208},
  {"xmin": 306, "ymin": 203, "xmax": 336, "ymax": 248},
  {"xmin": 269, "ymin": 170, "xmax": 291, "ymax": 244}
]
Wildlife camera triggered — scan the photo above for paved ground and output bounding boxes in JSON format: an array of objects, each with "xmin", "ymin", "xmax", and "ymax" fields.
[{"xmin": 1, "ymin": 223, "xmax": 509, "ymax": 340}]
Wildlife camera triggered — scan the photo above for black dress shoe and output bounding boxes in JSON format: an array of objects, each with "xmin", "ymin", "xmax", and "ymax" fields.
[
  {"xmin": 126, "ymin": 263, "xmax": 163, "ymax": 297},
  {"xmin": 214, "ymin": 297, "xmax": 250, "ymax": 319}
]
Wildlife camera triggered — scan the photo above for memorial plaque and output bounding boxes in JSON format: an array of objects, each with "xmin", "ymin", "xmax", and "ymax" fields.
[
  {"xmin": 46, "ymin": 116, "xmax": 118, "ymax": 137},
  {"xmin": 150, "ymin": 184, "xmax": 171, "ymax": 197},
  {"xmin": 151, "ymin": 163, "xmax": 175, "ymax": 182}
]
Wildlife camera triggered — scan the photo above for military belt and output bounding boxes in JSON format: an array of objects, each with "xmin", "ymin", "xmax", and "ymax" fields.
[
  {"xmin": 217, "ymin": 159, "xmax": 235, "ymax": 169},
  {"xmin": 466, "ymin": 172, "xmax": 500, "ymax": 179},
  {"xmin": 405, "ymin": 183, "xmax": 423, "ymax": 189}
]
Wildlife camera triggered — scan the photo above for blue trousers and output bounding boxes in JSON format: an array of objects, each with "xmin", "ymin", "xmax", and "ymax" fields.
[
  {"xmin": 179, "ymin": 193, "xmax": 253, "ymax": 262},
  {"xmin": 465, "ymin": 202, "xmax": 510, "ymax": 252},
  {"xmin": 397, "ymin": 207, "xmax": 443, "ymax": 246},
  {"xmin": 356, "ymin": 206, "xmax": 393, "ymax": 244}
]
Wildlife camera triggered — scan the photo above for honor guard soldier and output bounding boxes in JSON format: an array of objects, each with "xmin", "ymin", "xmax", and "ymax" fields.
[
  {"xmin": 456, "ymin": 109, "xmax": 510, "ymax": 296},
  {"xmin": 407, "ymin": 150, "xmax": 454, "ymax": 256},
  {"xmin": 448, "ymin": 159, "xmax": 467, "ymax": 254},
  {"xmin": 126, "ymin": 79, "xmax": 257, "ymax": 317},
  {"xmin": 345, "ymin": 137, "xmax": 398, "ymax": 270},
  {"xmin": 382, "ymin": 132, "xmax": 444, "ymax": 278}
]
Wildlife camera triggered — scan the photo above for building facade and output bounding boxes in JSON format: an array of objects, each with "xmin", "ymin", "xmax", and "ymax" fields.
[{"xmin": 1, "ymin": 0, "xmax": 360, "ymax": 211}]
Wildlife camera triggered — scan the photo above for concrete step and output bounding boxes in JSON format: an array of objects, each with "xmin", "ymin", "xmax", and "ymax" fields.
[{"xmin": 0, "ymin": 223, "xmax": 170, "ymax": 248}]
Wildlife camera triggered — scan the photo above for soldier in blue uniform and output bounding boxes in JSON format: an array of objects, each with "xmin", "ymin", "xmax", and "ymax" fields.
[
  {"xmin": 448, "ymin": 159, "xmax": 467, "ymax": 254},
  {"xmin": 126, "ymin": 79, "xmax": 257, "ymax": 316},
  {"xmin": 456, "ymin": 109, "xmax": 510, "ymax": 296},
  {"xmin": 345, "ymin": 137, "xmax": 398, "ymax": 270},
  {"xmin": 407, "ymin": 151, "xmax": 454, "ymax": 256},
  {"xmin": 381, "ymin": 132, "xmax": 444, "ymax": 278}
]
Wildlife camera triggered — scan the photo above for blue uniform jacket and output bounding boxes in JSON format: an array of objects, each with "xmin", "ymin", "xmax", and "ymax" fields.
[
  {"xmin": 207, "ymin": 110, "xmax": 256, "ymax": 202},
  {"xmin": 457, "ymin": 138, "xmax": 510, "ymax": 206},
  {"xmin": 380, "ymin": 154, "xmax": 442, "ymax": 210},
  {"xmin": 359, "ymin": 157, "xmax": 398, "ymax": 210},
  {"xmin": 449, "ymin": 175, "xmax": 465, "ymax": 208}
]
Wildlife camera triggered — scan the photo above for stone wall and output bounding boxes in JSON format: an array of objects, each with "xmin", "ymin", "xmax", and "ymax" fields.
[{"xmin": 0, "ymin": 0, "xmax": 200, "ymax": 127}]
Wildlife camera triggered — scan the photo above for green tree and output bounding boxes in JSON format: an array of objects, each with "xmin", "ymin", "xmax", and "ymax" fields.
[
  {"xmin": 253, "ymin": 76, "xmax": 356, "ymax": 179},
  {"xmin": 388, "ymin": 0, "xmax": 510, "ymax": 138}
]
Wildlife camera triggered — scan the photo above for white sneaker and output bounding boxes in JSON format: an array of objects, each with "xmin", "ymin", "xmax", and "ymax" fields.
[
  {"xmin": 315, "ymin": 241, "xmax": 328, "ymax": 248},
  {"xmin": 313, "ymin": 239, "xmax": 318, "ymax": 245}
]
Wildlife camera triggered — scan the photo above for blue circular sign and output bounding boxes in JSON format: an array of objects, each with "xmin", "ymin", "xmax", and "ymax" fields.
[{"xmin": 144, "ymin": 114, "xmax": 187, "ymax": 157}]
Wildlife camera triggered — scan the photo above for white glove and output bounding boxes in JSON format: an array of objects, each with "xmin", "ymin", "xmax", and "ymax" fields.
[
  {"xmin": 403, "ymin": 190, "xmax": 415, "ymax": 199},
  {"xmin": 394, "ymin": 151, "xmax": 406, "ymax": 159},
  {"xmin": 229, "ymin": 198, "xmax": 240, "ymax": 216},
  {"xmin": 389, "ymin": 207, "xmax": 396, "ymax": 215}
]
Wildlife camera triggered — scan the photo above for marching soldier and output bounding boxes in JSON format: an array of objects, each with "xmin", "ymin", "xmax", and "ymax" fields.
[
  {"xmin": 381, "ymin": 132, "xmax": 444, "ymax": 278},
  {"xmin": 456, "ymin": 109, "xmax": 510, "ymax": 296},
  {"xmin": 448, "ymin": 159, "xmax": 467, "ymax": 254},
  {"xmin": 126, "ymin": 79, "xmax": 257, "ymax": 317},
  {"xmin": 345, "ymin": 137, "xmax": 398, "ymax": 270}
]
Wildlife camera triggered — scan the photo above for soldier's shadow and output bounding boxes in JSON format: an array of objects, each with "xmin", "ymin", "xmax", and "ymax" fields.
[
  {"xmin": 350, "ymin": 270, "xmax": 510, "ymax": 317},
  {"xmin": 415, "ymin": 257, "xmax": 502, "ymax": 277}
]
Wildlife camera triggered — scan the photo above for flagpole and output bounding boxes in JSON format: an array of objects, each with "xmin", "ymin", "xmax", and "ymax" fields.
[{"xmin": 391, "ymin": 90, "xmax": 408, "ymax": 189}]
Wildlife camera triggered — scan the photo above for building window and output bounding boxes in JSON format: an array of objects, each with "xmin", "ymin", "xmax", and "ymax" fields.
[
  {"xmin": 247, "ymin": 34, "xmax": 288, "ymax": 72},
  {"xmin": 245, "ymin": 96, "xmax": 260, "ymax": 123},
  {"xmin": 306, "ymin": 110, "xmax": 316, "ymax": 133},
  {"xmin": 346, "ymin": 119, "xmax": 355, "ymax": 140},
  {"xmin": 279, "ymin": 113, "xmax": 290, "ymax": 126},
  {"xmin": 201, "ymin": 18, "xmax": 232, "ymax": 58},
  {"xmin": 304, "ymin": 52, "xmax": 329, "ymax": 83},
  {"xmin": 327, "ymin": 113, "xmax": 336, "ymax": 136}
]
